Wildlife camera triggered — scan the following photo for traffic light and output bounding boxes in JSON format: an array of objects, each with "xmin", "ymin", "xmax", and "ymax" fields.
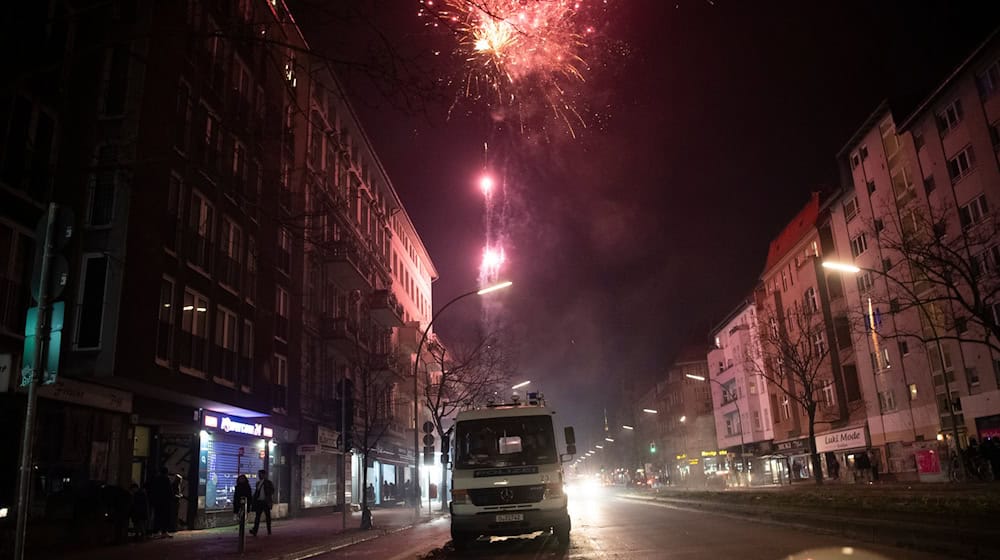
[
  {"xmin": 422, "ymin": 420, "xmax": 435, "ymax": 465},
  {"xmin": 649, "ymin": 442, "xmax": 657, "ymax": 454}
]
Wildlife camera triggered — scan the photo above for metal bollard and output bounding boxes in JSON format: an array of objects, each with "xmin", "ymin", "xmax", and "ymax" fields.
[{"xmin": 238, "ymin": 497, "xmax": 247, "ymax": 553}]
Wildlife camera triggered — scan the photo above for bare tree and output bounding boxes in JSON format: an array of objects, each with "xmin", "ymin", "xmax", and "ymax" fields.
[
  {"xmin": 857, "ymin": 202, "xmax": 1000, "ymax": 356},
  {"xmin": 342, "ymin": 318, "xmax": 406, "ymax": 529},
  {"xmin": 421, "ymin": 330, "xmax": 512, "ymax": 509},
  {"xmin": 748, "ymin": 303, "xmax": 834, "ymax": 485}
]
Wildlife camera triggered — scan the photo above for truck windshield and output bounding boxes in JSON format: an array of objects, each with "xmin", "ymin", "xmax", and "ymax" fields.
[{"xmin": 454, "ymin": 415, "xmax": 558, "ymax": 468}]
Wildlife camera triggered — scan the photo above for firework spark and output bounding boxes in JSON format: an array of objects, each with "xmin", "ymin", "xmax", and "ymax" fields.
[
  {"xmin": 480, "ymin": 245, "xmax": 506, "ymax": 282},
  {"xmin": 419, "ymin": 0, "xmax": 601, "ymax": 137}
]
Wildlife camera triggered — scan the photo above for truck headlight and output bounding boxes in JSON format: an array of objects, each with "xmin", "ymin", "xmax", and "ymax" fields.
[
  {"xmin": 451, "ymin": 488, "xmax": 471, "ymax": 505},
  {"xmin": 543, "ymin": 483, "xmax": 564, "ymax": 499}
]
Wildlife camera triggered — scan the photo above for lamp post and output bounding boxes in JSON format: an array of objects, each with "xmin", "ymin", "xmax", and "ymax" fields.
[
  {"xmin": 822, "ymin": 260, "xmax": 965, "ymax": 476},
  {"xmin": 687, "ymin": 373, "xmax": 747, "ymax": 486},
  {"xmin": 411, "ymin": 280, "xmax": 511, "ymax": 518}
]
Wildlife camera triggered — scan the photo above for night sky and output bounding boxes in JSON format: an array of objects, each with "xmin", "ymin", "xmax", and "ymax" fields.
[{"xmin": 294, "ymin": 1, "xmax": 1000, "ymax": 447}]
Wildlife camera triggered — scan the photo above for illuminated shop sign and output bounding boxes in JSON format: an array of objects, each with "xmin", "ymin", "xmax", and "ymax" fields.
[{"xmin": 203, "ymin": 413, "xmax": 274, "ymax": 438}]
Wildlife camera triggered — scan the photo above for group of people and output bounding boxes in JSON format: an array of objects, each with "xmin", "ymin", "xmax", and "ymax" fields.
[
  {"xmin": 365, "ymin": 479, "xmax": 414, "ymax": 505},
  {"xmin": 233, "ymin": 469, "xmax": 276, "ymax": 536},
  {"xmin": 126, "ymin": 467, "xmax": 184, "ymax": 540}
]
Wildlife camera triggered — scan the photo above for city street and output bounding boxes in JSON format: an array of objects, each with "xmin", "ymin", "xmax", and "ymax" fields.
[{"xmin": 324, "ymin": 488, "xmax": 955, "ymax": 560}]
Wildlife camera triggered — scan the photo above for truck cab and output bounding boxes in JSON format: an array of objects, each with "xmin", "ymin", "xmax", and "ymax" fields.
[{"xmin": 448, "ymin": 393, "xmax": 576, "ymax": 549}]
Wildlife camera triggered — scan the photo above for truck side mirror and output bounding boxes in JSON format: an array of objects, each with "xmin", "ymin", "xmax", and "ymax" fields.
[{"xmin": 564, "ymin": 426, "xmax": 576, "ymax": 456}]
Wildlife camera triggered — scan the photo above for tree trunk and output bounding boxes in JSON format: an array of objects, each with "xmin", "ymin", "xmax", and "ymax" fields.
[
  {"xmin": 360, "ymin": 447, "xmax": 372, "ymax": 529},
  {"xmin": 807, "ymin": 407, "xmax": 823, "ymax": 485}
]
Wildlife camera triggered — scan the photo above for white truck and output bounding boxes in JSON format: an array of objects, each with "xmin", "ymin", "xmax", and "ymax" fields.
[{"xmin": 446, "ymin": 393, "xmax": 576, "ymax": 549}]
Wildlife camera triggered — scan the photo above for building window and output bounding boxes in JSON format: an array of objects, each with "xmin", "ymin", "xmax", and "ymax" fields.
[
  {"xmin": 850, "ymin": 152, "xmax": 860, "ymax": 169},
  {"xmin": 936, "ymin": 99, "xmax": 963, "ymax": 135},
  {"xmin": 87, "ymin": 145, "xmax": 118, "ymax": 228},
  {"xmin": 725, "ymin": 412, "xmax": 741, "ymax": 436},
  {"xmin": 891, "ymin": 166, "xmax": 915, "ymax": 201},
  {"xmin": 75, "ymin": 255, "xmax": 109, "ymax": 349},
  {"xmin": 856, "ymin": 270, "xmax": 874, "ymax": 293},
  {"xmin": 843, "ymin": 196, "xmax": 859, "ymax": 222},
  {"xmin": 821, "ymin": 381, "xmax": 836, "ymax": 408},
  {"xmin": 878, "ymin": 390, "xmax": 896, "ymax": 412},
  {"xmin": 871, "ymin": 347, "xmax": 891, "ymax": 371},
  {"xmin": 165, "ymin": 174, "xmax": 182, "ymax": 254},
  {"xmin": 100, "ymin": 44, "xmax": 130, "ymax": 116},
  {"xmin": 179, "ymin": 289, "xmax": 209, "ymax": 373},
  {"xmin": 908, "ymin": 383, "xmax": 918, "ymax": 401},
  {"xmin": 812, "ymin": 331, "xmax": 826, "ymax": 355},
  {"xmin": 959, "ymin": 194, "xmax": 988, "ymax": 229},
  {"xmin": 780, "ymin": 396, "xmax": 791, "ymax": 420},
  {"xmin": 273, "ymin": 354, "xmax": 288, "ymax": 412},
  {"xmin": 275, "ymin": 286, "xmax": 289, "ymax": 341},
  {"xmin": 156, "ymin": 277, "xmax": 174, "ymax": 364},
  {"xmin": 187, "ymin": 190, "xmax": 214, "ymax": 272},
  {"xmin": 277, "ymin": 228, "xmax": 291, "ymax": 275},
  {"xmin": 219, "ymin": 216, "xmax": 241, "ymax": 291},
  {"xmin": 752, "ymin": 410, "xmax": 761, "ymax": 430},
  {"xmin": 899, "ymin": 340, "xmax": 910, "ymax": 356},
  {"xmin": 850, "ymin": 233, "xmax": 868, "ymax": 258},
  {"xmin": 240, "ymin": 319, "xmax": 254, "ymax": 389},
  {"xmin": 804, "ymin": 286, "xmax": 818, "ymax": 313},
  {"xmin": 967, "ymin": 367, "xmax": 980, "ymax": 387},
  {"xmin": 978, "ymin": 60, "xmax": 1000, "ymax": 99},
  {"xmin": 947, "ymin": 146, "xmax": 975, "ymax": 183},
  {"xmin": 174, "ymin": 81, "xmax": 190, "ymax": 152},
  {"xmin": 215, "ymin": 306, "xmax": 238, "ymax": 384},
  {"xmin": 0, "ymin": 223, "xmax": 32, "ymax": 333},
  {"xmin": 246, "ymin": 235, "xmax": 257, "ymax": 304}
]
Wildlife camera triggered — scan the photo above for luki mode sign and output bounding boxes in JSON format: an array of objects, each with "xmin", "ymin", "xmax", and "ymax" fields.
[{"xmin": 815, "ymin": 426, "xmax": 867, "ymax": 453}]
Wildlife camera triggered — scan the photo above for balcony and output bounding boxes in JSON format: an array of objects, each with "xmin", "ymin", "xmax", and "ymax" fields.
[
  {"xmin": 324, "ymin": 240, "xmax": 371, "ymax": 291},
  {"xmin": 320, "ymin": 314, "xmax": 369, "ymax": 355},
  {"xmin": 370, "ymin": 290, "xmax": 404, "ymax": 327}
]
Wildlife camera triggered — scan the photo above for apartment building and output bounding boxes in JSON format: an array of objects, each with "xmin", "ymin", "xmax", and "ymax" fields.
[
  {"xmin": 2, "ymin": 0, "xmax": 438, "ymax": 530},
  {"xmin": 755, "ymin": 192, "xmax": 869, "ymax": 483},
  {"xmin": 707, "ymin": 299, "xmax": 778, "ymax": 484},
  {"xmin": 653, "ymin": 346, "xmax": 718, "ymax": 483},
  {"xmin": 833, "ymin": 30, "xmax": 1000, "ymax": 479}
]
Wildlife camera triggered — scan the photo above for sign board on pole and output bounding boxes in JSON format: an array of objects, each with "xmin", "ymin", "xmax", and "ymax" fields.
[{"xmin": 20, "ymin": 302, "xmax": 65, "ymax": 387}]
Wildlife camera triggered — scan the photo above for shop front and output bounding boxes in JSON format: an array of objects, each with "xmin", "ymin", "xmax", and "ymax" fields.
[
  {"xmin": 299, "ymin": 425, "xmax": 343, "ymax": 511},
  {"xmin": 814, "ymin": 425, "xmax": 871, "ymax": 482},
  {"xmin": 197, "ymin": 411, "xmax": 274, "ymax": 527},
  {"xmin": 351, "ymin": 442, "xmax": 413, "ymax": 507},
  {"xmin": 772, "ymin": 437, "xmax": 812, "ymax": 483}
]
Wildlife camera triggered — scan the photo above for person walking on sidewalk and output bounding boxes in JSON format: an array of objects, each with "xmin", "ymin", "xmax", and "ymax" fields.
[
  {"xmin": 129, "ymin": 483, "xmax": 150, "ymax": 540},
  {"xmin": 250, "ymin": 469, "xmax": 275, "ymax": 536},
  {"xmin": 233, "ymin": 474, "xmax": 253, "ymax": 521}
]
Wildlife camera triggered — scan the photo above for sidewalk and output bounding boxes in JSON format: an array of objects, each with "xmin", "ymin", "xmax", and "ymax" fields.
[{"xmin": 26, "ymin": 508, "xmax": 445, "ymax": 560}]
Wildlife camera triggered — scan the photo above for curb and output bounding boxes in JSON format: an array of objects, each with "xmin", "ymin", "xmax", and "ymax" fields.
[{"xmin": 620, "ymin": 494, "xmax": 999, "ymax": 559}]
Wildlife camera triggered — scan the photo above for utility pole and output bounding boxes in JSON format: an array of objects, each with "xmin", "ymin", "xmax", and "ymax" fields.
[{"xmin": 14, "ymin": 204, "xmax": 61, "ymax": 560}]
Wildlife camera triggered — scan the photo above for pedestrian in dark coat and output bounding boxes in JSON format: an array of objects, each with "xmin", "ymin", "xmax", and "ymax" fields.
[
  {"xmin": 250, "ymin": 469, "xmax": 275, "ymax": 536},
  {"xmin": 129, "ymin": 483, "xmax": 150, "ymax": 539},
  {"xmin": 233, "ymin": 474, "xmax": 253, "ymax": 518},
  {"xmin": 148, "ymin": 467, "xmax": 174, "ymax": 538}
]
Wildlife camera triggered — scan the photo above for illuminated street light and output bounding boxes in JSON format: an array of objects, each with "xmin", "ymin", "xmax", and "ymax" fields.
[
  {"xmin": 642, "ymin": 408, "xmax": 658, "ymax": 414},
  {"xmin": 511, "ymin": 380, "xmax": 531, "ymax": 390},
  {"xmin": 679, "ymin": 416, "xmax": 686, "ymax": 423},
  {"xmin": 622, "ymin": 425, "xmax": 634, "ymax": 430},
  {"xmin": 595, "ymin": 445, "xmax": 603, "ymax": 449},
  {"xmin": 477, "ymin": 280, "xmax": 513, "ymax": 295},
  {"xmin": 605, "ymin": 437, "xmax": 615, "ymax": 442},
  {"xmin": 412, "ymin": 279, "xmax": 512, "ymax": 517},
  {"xmin": 821, "ymin": 261, "xmax": 861, "ymax": 274}
]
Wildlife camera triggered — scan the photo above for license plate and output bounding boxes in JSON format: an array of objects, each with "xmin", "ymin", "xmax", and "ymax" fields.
[{"xmin": 495, "ymin": 513, "xmax": 524, "ymax": 523}]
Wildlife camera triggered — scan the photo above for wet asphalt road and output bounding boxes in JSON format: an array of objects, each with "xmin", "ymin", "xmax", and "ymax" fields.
[{"xmin": 318, "ymin": 488, "xmax": 957, "ymax": 560}]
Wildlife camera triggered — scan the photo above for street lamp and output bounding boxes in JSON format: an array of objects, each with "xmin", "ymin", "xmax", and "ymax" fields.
[
  {"xmin": 411, "ymin": 280, "xmax": 512, "ymax": 517},
  {"xmin": 605, "ymin": 437, "xmax": 615, "ymax": 442},
  {"xmin": 622, "ymin": 424, "xmax": 634, "ymax": 430},
  {"xmin": 642, "ymin": 408, "xmax": 658, "ymax": 414},
  {"xmin": 687, "ymin": 373, "xmax": 747, "ymax": 485},
  {"xmin": 512, "ymin": 380, "xmax": 531, "ymax": 390},
  {"xmin": 822, "ymin": 260, "xmax": 965, "ymax": 473}
]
